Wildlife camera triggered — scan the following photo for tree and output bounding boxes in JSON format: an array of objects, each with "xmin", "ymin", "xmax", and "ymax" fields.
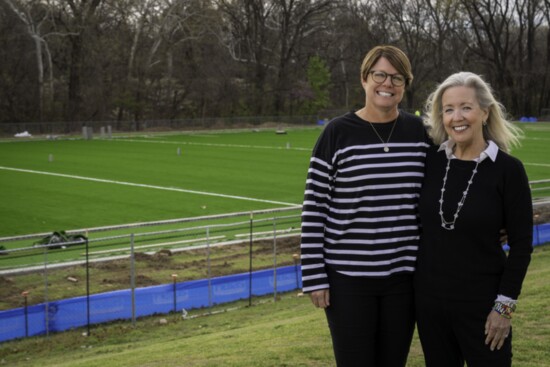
[
  {"xmin": 295, "ymin": 55, "xmax": 330, "ymax": 114},
  {"xmin": 0, "ymin": 2, "xmax": 35, "ymax": 122},
  {"xmin": 217, "ymin": 0, "xmax": 277, "ymax": 115},
  {"xmin": 541, "ymin": 0, "xmax": 550, "ymax": 113},
  {"xmin": 1, "ymin": 0, "xmax": 74, "ymax": 121},
  {"xmin": 423, "ymin": 0, "xmax": 462, "ymax": 78},
  {"xmin": 379, "ymin": 0, "xmax": 432, "ymax": 110},
  {"xmin": 459, "ymin": 0, "xmax": 519, "ymax": 112},
  {"xmin": 55, "ymin": 0, "xmax": 105, "ymax": 121},
  {"xmin": 2, "ymin": 0, "xmax": 550, "ymax": 122},
  {"xmin": 514, "ymin": 0, "xmax": 544, "ymax": 116},
  {"xmin": 269, "ymin": 0, "xmax": 333, "ymax": 114}
]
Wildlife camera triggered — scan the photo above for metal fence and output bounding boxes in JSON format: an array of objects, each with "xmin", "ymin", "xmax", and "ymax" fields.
[
  {"xmin": 1, "ymin": 199, "xmax": 549, "ymax": 343},
  {"xmin": 0, "ymin": 114, "xmax": 333, "ymax": 138},
  {"xmin": 0, "ymin": 207, "xmax": 304, "ymax": 342},
  {"xmin": 0, "ymin": 206, "xmax": 303, "ymax": 272},
  {"xmin": 530, "ymin": 179, "xmax": 550, "ymax": 196}
]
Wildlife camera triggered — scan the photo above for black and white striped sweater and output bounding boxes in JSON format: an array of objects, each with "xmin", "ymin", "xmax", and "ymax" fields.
[{"xmin": 300, "ymin": 111, "xmax": 430, "ymax": 293}]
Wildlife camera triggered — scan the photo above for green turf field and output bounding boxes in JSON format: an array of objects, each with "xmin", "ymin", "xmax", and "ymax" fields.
[
  {"xmin": 0, "ymin": 123, "xmax": 549, "ymax": 261},
  {"xmin": 514, "ymin": 123, "xmax": 550, "ymax": 184},
  {"xmin": 0, "ymin": 128, "xmax": 318, "ymax": 238}
]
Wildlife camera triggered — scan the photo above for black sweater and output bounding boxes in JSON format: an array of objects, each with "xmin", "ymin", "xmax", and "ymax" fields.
[
  {"xmin": 300, "ymin": 111, "xmax": 430, "ymax": 293},
  {"xmin": 415, "ymin": 145, "xmax": 533, "ymax": 300}
]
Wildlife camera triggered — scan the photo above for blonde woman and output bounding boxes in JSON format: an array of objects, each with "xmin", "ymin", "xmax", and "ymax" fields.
[{"xmin": 415, "ymin": 72, "xmax": 533, "ymax": 367}]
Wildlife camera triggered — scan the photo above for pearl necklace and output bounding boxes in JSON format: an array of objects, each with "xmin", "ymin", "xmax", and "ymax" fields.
[
  {"xmin": 367, "ymin": 115, "xmax": 398, "ymax": 152},
  {"xmin": 439, "ymin": 158, "xmax": 481, "ymax": 230}
]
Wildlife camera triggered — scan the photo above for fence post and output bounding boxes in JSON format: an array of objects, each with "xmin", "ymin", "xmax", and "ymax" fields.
[
  {"xmin": 85, "ymin": 237, "xmax": 91, "ymax": 336},
  {"xmin": 22, "ymin": 291, "xmax": 29, "ymax": 337},
  {"xmin": 534, "ymin": 214, "xmax": 540, "ymax": 246},
  {"xmin": 130, "ymin": 233, "xmax": 136, "ymax": 327},
  {"xmin": 293, "ymin": 253, "xmax": 300, "ymax": 289},
  {"xmin": 273, "ymin": 219, "xmax": 277, "ymax": 302},
  {"xmin": 248, "ymin": 212, "xmax": 253, "ymax": 307},
  {"xmin": 172, "ymin": 274, "xmax": 178, "ymax": 313},
  {"xmin": 207, "ymin": 227, "xmax": 212, "ymax": 311},
  {"xmin": 43, "ymin": 246, "xmax": 49, "ymax": 337}
]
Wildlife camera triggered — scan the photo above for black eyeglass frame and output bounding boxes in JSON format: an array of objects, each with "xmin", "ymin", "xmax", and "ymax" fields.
[{"xmin": 367, "ymin": 70, "xmax": 408, "ymax": 87}]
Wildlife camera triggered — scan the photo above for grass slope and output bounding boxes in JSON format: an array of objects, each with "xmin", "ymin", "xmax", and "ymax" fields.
[{"xmin": 1, "ymin": 245, "xmax": 549, "ymax": 367}]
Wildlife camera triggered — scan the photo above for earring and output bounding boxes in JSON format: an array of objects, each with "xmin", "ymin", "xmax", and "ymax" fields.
[{"xmin": 482, "ymin": 121, "xmax": 488, "ymax": 126}]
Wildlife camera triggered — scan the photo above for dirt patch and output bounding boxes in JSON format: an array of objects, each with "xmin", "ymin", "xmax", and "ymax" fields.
[
  {"xmin": 0, "ymin": 276, "xmax": 14, "ymax": 286},
  {"xmin": 0, "ymin": 237, "xmax": 302, "ymax": 309},
  {"xmin": 0, "ymin": 276, "xmax": 26, "ymax": 308},
  {"xmin": 533, "ymin": 202, "xmax": 550, "ymax": 224},
  {"xmin": 90, "ymin": 259, "xmax": 129, "ymax": 271}
]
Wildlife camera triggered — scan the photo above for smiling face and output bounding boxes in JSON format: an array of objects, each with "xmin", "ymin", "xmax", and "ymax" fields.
[
  {"xmin": 441, "ymin": 85, "xmax": 489, "ymax": 148},
  {"xmin": 361, "ymin": 57, "xmax": 405, "ymax": 113}
]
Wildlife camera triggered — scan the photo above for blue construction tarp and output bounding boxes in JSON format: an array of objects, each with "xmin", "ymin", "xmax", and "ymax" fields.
[
  {"xmin": 503, "ymin": 223, "xmax": 550, "ymax": 250},
  {"xmin": 0, "ymin": 265, "xmax": 302, "ymax": 343},
  {"xmin": 1, "ymin": 223, "xmax": 549, "ymax": 344}
]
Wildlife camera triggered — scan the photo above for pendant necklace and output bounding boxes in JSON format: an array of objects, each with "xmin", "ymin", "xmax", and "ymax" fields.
[
  {"xmin": 439, "ymin": 158, "xmax": 481, "ymax": 230},
  {"xmin": 368, "ymin": 115, "xmax": 398, "ymax": 152}
]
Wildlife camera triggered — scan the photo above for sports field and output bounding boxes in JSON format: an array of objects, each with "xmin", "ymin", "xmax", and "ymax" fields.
[
  {"xmin": 0, "ymin": 123, "xmax": 549, "ymax": 257},
  {"xmin": 0, "ymin": 128, "xmax": 316, "ymax": 238}
]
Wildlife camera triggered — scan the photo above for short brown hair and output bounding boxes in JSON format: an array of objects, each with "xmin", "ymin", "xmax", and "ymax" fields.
[{"xmin": 360, "ymin": 45, "xmax": 413, "ymax": 86}]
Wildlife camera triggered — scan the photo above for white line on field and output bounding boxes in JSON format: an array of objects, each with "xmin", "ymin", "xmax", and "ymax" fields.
[
  {"xmin": 0, "ymin": 166, "xmax": 299, "ymax": 207},
  {"xmin": 111, "ymin": 138, "xmax": 312, "ymax": 151},
  {"xmin": 524, "ymin": 137, "xmax": 550, "ymax": 141},
  {"xmin": 524, "ymin": 162, "xmax": 550, "ymax": 168}
]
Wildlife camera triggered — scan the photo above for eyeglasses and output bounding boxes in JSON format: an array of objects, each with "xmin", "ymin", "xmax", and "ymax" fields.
[{"xmin": 368, "ymin": 71, "xmax": 407, "ymax": 87}]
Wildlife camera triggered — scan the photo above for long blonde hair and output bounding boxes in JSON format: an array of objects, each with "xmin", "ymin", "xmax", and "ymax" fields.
[{"xmin": 424, "ymin": 72, "xmax": 522, "ymax": 152}]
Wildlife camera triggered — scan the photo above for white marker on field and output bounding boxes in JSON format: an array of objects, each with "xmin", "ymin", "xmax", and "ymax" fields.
[
  {"xmin": 111, "ymin": 138, "xmax": 311, "ymax": 151},
  {"xmin": 0, "ymin": 166, "xmax": 299, "ymax": 207}
]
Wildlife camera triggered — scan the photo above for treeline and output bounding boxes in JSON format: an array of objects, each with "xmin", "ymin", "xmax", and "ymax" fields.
[{"xmin": 1, "ymin": 0, "xmax": 549, "ymax": 123}]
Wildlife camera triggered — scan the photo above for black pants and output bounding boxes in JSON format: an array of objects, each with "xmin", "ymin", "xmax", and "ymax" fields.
[
  {"xmin": 325, "ymin": 269, "xmax": 415, "ymax": 367},
  {"xmin": 415, "ymin": 292, "xmax": 512, "ymax": 367}
]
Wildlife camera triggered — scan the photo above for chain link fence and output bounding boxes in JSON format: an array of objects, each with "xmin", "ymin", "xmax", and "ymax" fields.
[
  {"xmin": 0, "ymin": 114, "xmax": 339, "ymax": 138},
  {"xmin": 0, "ymin": 207, "xmax": 303, "ymax": 342}
]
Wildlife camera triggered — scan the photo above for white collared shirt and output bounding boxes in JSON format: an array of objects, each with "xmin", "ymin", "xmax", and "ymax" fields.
[{"xmin": 438, "ymin": 139, "xmax": 499, "ymax": 162}]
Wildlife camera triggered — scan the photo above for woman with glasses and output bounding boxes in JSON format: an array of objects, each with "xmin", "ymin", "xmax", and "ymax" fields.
[{"xmin": 301, "ymin": 45, "xmax": 430, "ymax": 366}]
